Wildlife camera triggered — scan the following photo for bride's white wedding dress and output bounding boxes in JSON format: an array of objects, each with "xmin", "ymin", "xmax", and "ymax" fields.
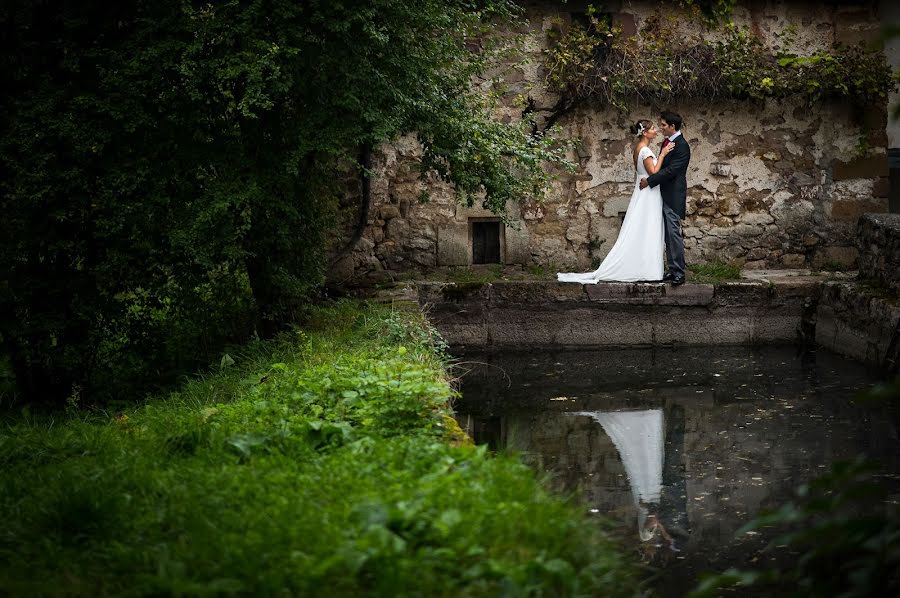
[{"xmin": 557, "ymin": 146, "xmax": 664, "ymax": 283}]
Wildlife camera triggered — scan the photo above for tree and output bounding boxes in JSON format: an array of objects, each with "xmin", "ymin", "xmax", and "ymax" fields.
[{"xmin": 0, "ymin": 0, "xmax": 567, "ymax": 404}]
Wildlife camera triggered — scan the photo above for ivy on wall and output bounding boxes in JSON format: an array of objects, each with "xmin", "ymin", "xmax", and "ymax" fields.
[{"xmin": 543, "ymin": 6, "xmax": 896, "ymax": 111}]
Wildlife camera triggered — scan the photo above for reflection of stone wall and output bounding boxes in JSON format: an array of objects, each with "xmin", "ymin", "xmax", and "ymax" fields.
[{"xmin": 329, "ymin": 1, "xmax": 889, "ymax": 283}]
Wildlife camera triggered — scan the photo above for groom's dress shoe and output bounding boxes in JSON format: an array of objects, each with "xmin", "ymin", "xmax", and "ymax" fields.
[
  {"xmin": 662, "ymin": 273, "xmax": 675, "ymax": 282},
  {"xmin": 671, "ymin": 276, "xmax": 685, "ymax": 286}
]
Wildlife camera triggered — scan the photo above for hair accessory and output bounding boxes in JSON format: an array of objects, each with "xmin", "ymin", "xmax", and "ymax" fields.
[{"xmin": 637, "ymin": 122, "xmax": 645, "ymax": 135}]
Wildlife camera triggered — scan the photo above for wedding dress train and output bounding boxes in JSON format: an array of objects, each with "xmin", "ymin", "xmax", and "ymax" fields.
[{"xmin": 557, "ymin": 146, "xmax": 664, "ymax": 283}]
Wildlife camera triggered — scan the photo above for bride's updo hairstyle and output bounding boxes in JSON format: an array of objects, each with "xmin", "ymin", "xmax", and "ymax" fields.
[{"xmin": 629, "ymin": 119, "xmax": 652, "ymax": 137}]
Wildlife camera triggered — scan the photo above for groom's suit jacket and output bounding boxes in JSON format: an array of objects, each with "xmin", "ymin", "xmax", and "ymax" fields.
[{"xmin": 647, "ymin": 135, "xmax": 691, "ymax": 219}]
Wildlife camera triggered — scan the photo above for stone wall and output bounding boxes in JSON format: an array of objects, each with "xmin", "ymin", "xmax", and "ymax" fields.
[
  {"xmin": 857, "ymin": 213, "xmax": 900, "ymax": 293},
  {"xmin": 815, "ymin": 281, "xmax": 900, "ymax": 373},
  {"xmin": 328, "ymin": 1, "xmax": 890, "ymax": 284}
]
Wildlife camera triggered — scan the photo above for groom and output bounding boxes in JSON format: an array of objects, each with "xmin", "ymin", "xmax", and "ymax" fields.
[{"xmin": 640, "ymin": 110, "xmax": 691, "ymax": 286}]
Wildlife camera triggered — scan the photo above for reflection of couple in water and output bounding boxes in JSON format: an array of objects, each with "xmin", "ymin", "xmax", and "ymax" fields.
[{"xmin": 577, "ymin": 405, "xmax": 689, "ymax": 561}]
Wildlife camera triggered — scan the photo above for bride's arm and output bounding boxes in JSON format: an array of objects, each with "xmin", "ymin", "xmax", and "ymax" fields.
[{"xmin": 643, "ymin": 143, "xmax": 674, "ymax": 175}]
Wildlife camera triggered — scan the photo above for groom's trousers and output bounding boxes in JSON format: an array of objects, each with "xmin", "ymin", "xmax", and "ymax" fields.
[{"xmin": 662, "ymin": 204, "xmax": 685, "ymax": 279}]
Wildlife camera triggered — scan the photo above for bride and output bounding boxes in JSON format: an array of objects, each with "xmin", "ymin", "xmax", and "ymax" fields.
[{"xmin": 557, "ymin": 120, "xmax": 672, "ymax": 283}]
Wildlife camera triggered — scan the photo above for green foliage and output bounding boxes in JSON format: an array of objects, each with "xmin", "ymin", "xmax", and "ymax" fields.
[
  {"xmin": 1, "ymin": 0, "xmax": 570, "ymax": 405},
  {"xmin": 544, "ymin": 8, "xmax": 896, "ymax": 111},
  {"xmin": 0, "ymin": 301, "xmax": 639, "ymax": 595},
  {"xmin": 678, "ymin": 0, "xmax": 737, "ymax": 25}
]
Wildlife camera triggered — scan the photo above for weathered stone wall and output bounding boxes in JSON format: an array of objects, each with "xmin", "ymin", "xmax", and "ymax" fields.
[
  {"xmin": 815, "ymin": 281, "xmax": 900, "ymax": 373},
  {"xmin": 328, "ymin": 1, "xmax": 889, "ymax": 284},
  {"xmin": 857, "ymin": 213, "xmax": 900, "ymax": 293}
]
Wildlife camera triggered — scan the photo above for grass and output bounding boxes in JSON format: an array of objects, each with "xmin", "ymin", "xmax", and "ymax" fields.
[
  {"xmin": 687, "ymin": 261, "xmax": 742, "ymax": 283},
  {"xmin": 0, "ymin": 300, "xmax": 637, "ymax": 596}
]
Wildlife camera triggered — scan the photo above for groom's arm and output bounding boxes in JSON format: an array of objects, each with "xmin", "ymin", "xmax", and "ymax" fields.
[{"xmin": 646, "ymin": 144, "xmax": 689, "ymax": 188}]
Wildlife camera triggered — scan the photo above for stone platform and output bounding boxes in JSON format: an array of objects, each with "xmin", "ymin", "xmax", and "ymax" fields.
[
  {"xmin": 415, "ymin": 278, "xmax": 820, "ymax": 349},
  {"xmin": 402, "ymin": 269, "xmax": 899, "ymax": 374}
]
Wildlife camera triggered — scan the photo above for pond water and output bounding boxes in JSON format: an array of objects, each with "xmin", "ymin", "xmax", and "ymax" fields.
[{"xmin": 452, "ymin": 346, "xmax": 899, "ymax": 596}]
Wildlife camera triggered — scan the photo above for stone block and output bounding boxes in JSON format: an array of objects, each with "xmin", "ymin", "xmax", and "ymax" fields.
[
  {"xmin": 751, "ymin": 307, "xmax": 803, "ymax": 343},
  {"xmin": 714, "ymin": 282, "xmax": 774, "ymax": 306},
  {"xmin": 832, "ymin": 156, "xmax": 889, "ymax": 180},
  {"xmin": 505, "ymin": 225, "xmax": 531, "ymax": 265},
  {"xmin": 782, "ymin": 253, "xmax": 806, "ymax": 268},
  {"xmin": 740, "ymin": 212, "xmax": 775, "ymax": 226},
  {"xmin": 653, "ymin": 308, "xmax": 752, "ymax": 345},
  {"xmin": 816, "ymin": 282, "xmax": 900, "ymax": 371},
  {"xmin": 834, "ymin": 22, "xmax": 882, "ymax": 49},
  {"xmin": 734, "ymin": 224, "xmax": 764, "ymax": 237},
  {"xmin": 522, "ymin": 204, "xmax": 545, "ymax": 220},
  {"xmin": 830, "ymin": 198, "xmax": 889, "ymax": 222},
  {"xmin": 385, "ymin": 218, "xmax": 409, "ymax": 240},
  {"xmin": 662, "ymin": 283, "xmax": 715, "ymax": 306},
  {"xmin": 812, "ymin": 246, "xmax": 859, "ymax": 268},
  {"xmin": 543, "ymin": 307, "xmax": 656, "ymax": 346},
  {"xmin": 380, "ymin": 205, "xmax": 401, "ymax": 220},
  {"xmin": 857, "ymin": 213, "xmax": 900, "ymax": 293},
  {"xmin": 437, "ymin": 223, "xmax": 470, "ymax": 266},
  {"xmin": 717, "ymin": 197, "xmax": 742, "ymax": 216},
  {"xmin": 585, "ymin": 283, "xmax": 666, "ymax": 304},
  {"xmin": 602, "ymin": 196, "xmax": 630, "ymax": 217},
  {"xmin": 491, "ymin": 281, "xmax": 586, "ymax": 304},
  {"xmin": 710, "ymin": 162, "xmax": 732, "ymax": 177},
  {"xmin": 456, "ymin": 200, "xmax": 520, "ymax": 221},
  {"xmin": 426, "ymin": 303, "xmax": 489, "ymax": 347}
]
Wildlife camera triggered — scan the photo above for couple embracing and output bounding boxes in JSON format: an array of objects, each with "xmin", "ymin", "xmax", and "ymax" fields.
[{"xmin": 558, "ymin": 110, "xmax": 691, "ymax": 286}]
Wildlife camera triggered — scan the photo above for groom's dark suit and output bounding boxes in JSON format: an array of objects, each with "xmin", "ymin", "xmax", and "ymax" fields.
[{"xmin": 647, "ymin": 134, "xmax": 690, "ymax": 279}]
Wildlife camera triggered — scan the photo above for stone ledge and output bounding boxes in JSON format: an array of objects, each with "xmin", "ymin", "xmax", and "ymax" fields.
[
  {"xmin": 415, "ymin": 277, "xmax": 827, "ymax": 308},
  {"xmin": 414, "ymin": 278, "xmax": 819, "ymax": 349}
]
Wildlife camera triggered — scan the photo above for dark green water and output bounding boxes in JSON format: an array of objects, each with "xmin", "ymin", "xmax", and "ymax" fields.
[{"xmin": 453, "ymin": 346, "xmax": 899, "ymax": 596}]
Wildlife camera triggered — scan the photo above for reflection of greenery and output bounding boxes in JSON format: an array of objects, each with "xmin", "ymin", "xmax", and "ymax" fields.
[
  {"xmin": 0, "ymin": 301, "xmax": 638, "ymax": 595},
  {"xmin": 687, "ymin": 261, "xmax": 742, "ymax": 283},
  {"xmin": 690, "ymin": 380, "xmax": 900, "ymax": 597}
]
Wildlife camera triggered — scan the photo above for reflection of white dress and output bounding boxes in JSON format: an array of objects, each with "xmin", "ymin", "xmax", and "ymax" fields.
[
  {"xmin": 557, "ymin": 146, "xmax": 665, "ymax": 283},
  {"xmin": 576, "ymin": 409, "xmax": 664, "ymax": 505}
]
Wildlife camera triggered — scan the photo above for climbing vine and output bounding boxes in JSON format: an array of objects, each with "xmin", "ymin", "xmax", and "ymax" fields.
[{"xmin": 544, "ymin": 8, "xmax": 896, "ymax": 111}]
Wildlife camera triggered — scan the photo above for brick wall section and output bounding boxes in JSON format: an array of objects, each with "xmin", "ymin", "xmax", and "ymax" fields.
[{"xmin": 857, "ymin": 213, "xmax": 900, "ymax": 294}]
